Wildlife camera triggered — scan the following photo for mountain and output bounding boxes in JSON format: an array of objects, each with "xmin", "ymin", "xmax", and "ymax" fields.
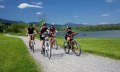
[
  {"xmin": 29, "ymin": 22, "xmax": 39, "ymax": 25},
  {"xmin": 0, "ymin": 18, "xmax": 25, "ymax": 25},
  {"xmin": 29, "ymin": 22, "xmax": 52, "ymax": 26},
  {"xmin": 64, "ymin": 22, "xmax": 84, "ymax": 26}
]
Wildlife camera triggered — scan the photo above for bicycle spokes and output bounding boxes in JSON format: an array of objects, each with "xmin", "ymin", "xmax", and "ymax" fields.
[{"xmin": 63, "ymin": 41, "xmax": 81, "ymax": 56}]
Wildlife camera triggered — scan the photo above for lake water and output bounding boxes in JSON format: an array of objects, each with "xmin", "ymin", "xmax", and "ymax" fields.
[{"xmin": 58, "ymin": 30, "xmax": 120, "ymax": 38}]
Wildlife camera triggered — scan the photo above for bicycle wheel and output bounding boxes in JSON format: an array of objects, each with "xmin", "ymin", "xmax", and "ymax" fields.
[
  {"xmin": 31, "ymin": 41, "xmax": 34, "ymax": 52},
  {"xmin": 54, "ymin": 39, "xmax": 58, "ymax": 50},
  {"xmin": 45, "ymin": 42, "xmax": 51, "ymax": 59},
  {"xmin": 63, "ymin": 41, "xmax": 70, "ymax": 54},
  {"xmin": 73, "ymin": 41, "xmax": 81, "ymax": 56}
]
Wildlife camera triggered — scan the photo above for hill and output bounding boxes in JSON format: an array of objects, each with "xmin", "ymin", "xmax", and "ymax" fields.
[{"xmin": 0, "ymin": 18, "xmax": 25, "ymax": 25}]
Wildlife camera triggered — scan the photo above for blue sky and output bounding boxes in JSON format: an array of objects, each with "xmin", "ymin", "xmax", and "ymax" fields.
[{"xmin": 0, "ymin": 0, "xmax": 120, "ymax": 24}]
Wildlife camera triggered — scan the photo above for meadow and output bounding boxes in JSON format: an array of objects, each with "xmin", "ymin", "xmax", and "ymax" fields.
[
  {"xmin": 0, "ymin": 34, "xmax": 42, "ymax": 72},
  {"xmin": 57, "ymin": 37, "xmax": 120, "ymax": 59}
]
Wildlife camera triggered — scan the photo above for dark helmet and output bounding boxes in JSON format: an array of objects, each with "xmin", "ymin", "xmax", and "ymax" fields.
[
  {"xmin": 67, "ymin": 26, "xmax": 71, "ymax": 29},
  {"xmin": 42, "ymin": 22, "xmax": 46, "ymax": 26},
  {"xmin": 50, "ymin": 25, "xmax": 54, "ymax": 28}
]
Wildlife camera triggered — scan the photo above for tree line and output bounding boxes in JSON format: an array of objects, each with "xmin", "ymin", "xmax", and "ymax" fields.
[{"xmin": 0, "ymin": 23, "xmax": 120, "ymax": 34}]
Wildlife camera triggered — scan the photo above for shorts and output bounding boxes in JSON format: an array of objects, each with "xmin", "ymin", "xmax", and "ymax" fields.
[{"xmin": 28, "ymin": 34, "xmax": 34, "ymax": 40}]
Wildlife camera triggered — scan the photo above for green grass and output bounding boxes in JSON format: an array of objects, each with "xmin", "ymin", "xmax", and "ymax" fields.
[
  {"xmin": 0, "ymin": 34, "xmax": 42, "ymax": 72},
  {"xmin": 57, "ymin": 37, "xmax": 120, "ymax": 60}
]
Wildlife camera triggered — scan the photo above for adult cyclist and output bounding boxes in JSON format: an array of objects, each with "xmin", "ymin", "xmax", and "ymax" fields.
[
  {"xmin": 39, "ymin": 22, "xmax": 48, "ymax": 54},
  {"xmin": 26, "ymin": 24, "xmax": 37, "ymax": 48},
  {"xmin": 49, "ymin": 24, "xmax": 58, "ymax": 47}
]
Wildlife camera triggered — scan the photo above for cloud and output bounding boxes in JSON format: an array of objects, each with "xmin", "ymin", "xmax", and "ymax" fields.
[
  {"xmin": 0, "ymin": 5, "xmax": 4, "ymax": 8},
  {"xmin": 36, "ymin": 2, "xmax": 43, "ymax": 5},
  {"xmin": 31, "ymin": 1, "xmax": 43, "ymax": 5},
  {"xmin": 18, "ymin": 3, "xmax": 43, "ymax": 9},
  {"xmin": 36, "ymin": 12, "xmax": 43, "ymax": 15},
  {"xmin": 74, "ymin": 16, "xmax": 79, "ymax": 18},
  {"xmin": 105, "ymin": 0, "xmax": 119, "ymax": 3},
  {"xmin": 101, "ymin": 14, "xmax": 110, "ymax": 16}
]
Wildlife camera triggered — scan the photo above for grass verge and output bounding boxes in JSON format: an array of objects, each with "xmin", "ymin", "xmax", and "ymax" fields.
[
  {"xmin": 0, "ymin": 33, "xmax": 42, "ymax": 72},
  {"xmin": 57, "ymin": 37, "xmax": 120, "ymax": 60}
]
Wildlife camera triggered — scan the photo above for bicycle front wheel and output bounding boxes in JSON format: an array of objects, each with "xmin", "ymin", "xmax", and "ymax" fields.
[
  {"xmin": 30, "ymin": 40, "xmax": 34, "ymax": 52},
  {"xmin": 54, "ymin": 39, "xmax": 58, "ymax": 50},
  {"xmin": 32, "ymin": 41, "xmax": 34, "ymax": 52},
  {"xmin": 63, "ymin": 41, "xmax": 70, "ymax": 54},
  {"xmin": 46, "ymin": 42, "xmax": 51, "ymax": 59},
  {"xmin": 73, "ymin": 41, "xmax": 81, "ymax": 56}
]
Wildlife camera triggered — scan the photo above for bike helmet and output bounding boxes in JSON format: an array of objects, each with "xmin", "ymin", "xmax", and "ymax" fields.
[
  {"xmin": 42, "ymin": 22, "xmax": 46, "ymax": 26},
  {"xmin": 67, "ymin": 26, "xmax": 71, "ymax": 29}
]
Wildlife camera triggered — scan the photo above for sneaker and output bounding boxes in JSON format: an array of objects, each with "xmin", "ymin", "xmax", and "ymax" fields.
[{"xmin": 41, "ymin": 51, "xmax": 44, "ymax": 54}]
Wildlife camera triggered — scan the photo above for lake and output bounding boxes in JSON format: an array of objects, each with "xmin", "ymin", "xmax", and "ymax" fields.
[{"xmin": 58, "ymin": 30, "xmax": 120, "ymax": 38}]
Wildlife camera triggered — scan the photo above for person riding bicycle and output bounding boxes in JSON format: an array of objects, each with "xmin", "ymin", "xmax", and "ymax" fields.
[
  {"xmin": 39, "ymin": 22, "xmax": 48, "ymax": 53},
  {"xmin": 49, "ymin": 24, "xmax": 58, "ymax": 47},
  {"xmin": 26, "ymin": 24, "xmax": 37, "ymax": 47},
  {"xmin": 65, "ymin": 26, "xmax": 77, "ymax": 45}
]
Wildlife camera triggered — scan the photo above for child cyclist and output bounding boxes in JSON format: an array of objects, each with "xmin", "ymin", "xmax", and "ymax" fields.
[{"xmin": 65, "ymin": 26, "xmax": 77, "ymax": 45}]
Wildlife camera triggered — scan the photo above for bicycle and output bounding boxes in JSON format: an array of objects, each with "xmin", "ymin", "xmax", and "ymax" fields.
[
  {"xmin": 50, "ymin": 33, "xmax": 58, "ymax": 50},
  {"xmin": 63, "ymin": 35, "xmax": 81, "ymax": 56},
  {"xmin": 42, "ymin": 32, "xmax": 51, "ymax": 59},
  {"xmin": 28, "ymin": 34, "xmax": 35, "ymax": 52}
]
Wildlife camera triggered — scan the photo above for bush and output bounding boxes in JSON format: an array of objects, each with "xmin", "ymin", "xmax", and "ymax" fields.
[
  {"xmin": 6, "ymin": 24, "xmax": 27, "ymax": 33},
  {"xmin": 0, "ymin": 24, "xmax": 8, "ymax": 33}
]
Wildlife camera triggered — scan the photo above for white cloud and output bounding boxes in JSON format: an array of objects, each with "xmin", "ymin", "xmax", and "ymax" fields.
[
  {"xmin": 105, "ymin": 0, "xmax": 119, "ymax": 3},
  {"xmin": 36, "ymin": 2, "xmax": 43, "ymax": 5},
  {"xmin": 31, "ymin": 1, "xmax": 43, "ymax": 5},
  {"xmin": 101, "ymin": 14, "xmax": 110, "ymax": 16},
  {"xmin": 0, "ymin": 5, "xmax": 4, "ymax": 8},
  {"xmin": 18, "ymin": 3, "xmax": 43, "ymax": 9},
  {"xmin": 36, "ymin": 12, "xmax": 43, "ymax": 15},
  {"xmin": 74, "ymin": 16, "xmax": 79, "ymax": 18}
]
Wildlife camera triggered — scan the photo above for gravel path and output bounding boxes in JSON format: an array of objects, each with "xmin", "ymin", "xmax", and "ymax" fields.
[{"xmin": 7, "ymin": 35, "xmax": 120, "ymax": 72}]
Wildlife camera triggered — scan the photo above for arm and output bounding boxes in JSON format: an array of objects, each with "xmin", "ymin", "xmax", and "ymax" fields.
[
  {"xmin": 26, "ymin": 30, "xmax": 28, "ymax": 35},
  {"xmin": 55, "ymin": 29, "xmax": 58, "ymax": 33},
  {"xmin": 34, "ymin": 30, "xmax": 37, "ymax": 35},
  {"xmin": 71, "ymin": 31, "xmax": 77, "ymax": 36}
]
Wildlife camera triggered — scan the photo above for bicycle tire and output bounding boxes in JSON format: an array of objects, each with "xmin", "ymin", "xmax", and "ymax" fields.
[
  {"xmin": 46, "ymin": 42, "xmax": 51, "ymax": 59},
  {"xmin": 32, "ymin": 42, "xmax": 34, "ymax": 52},
  {"xmin": 63, "ymin": 41, "xmax": 70, "ymax": 54},
  {"xmin": 73, "ymin": 41, "xmax": 81, "ymax": 56},
  {"xmin": 55, "ymin": 40, "xmax": 58, "ymax": 50}
]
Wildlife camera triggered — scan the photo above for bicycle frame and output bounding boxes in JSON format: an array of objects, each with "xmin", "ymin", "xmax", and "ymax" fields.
[
  {"xmin": 49, "ymin": 33, "xmax": 58, "ymax": 50},
  {"xmin": 28, "ymin": 34, "xmax": 34, "ymax": 52},
  {"xmin": 43, "ymin": 35, "xmax": 51, "ymax": 59}
]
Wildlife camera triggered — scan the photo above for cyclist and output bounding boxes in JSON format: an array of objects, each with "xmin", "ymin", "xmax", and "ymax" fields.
[
  {"xmin": 26, "ymin": 24, "xmax": 37, "ymax": 47},
  {"xmin": 39, "ymin": 22, "xmax": 48, "ymax": 53},
  {"xmin": 49, "ymin": 24, "xmax": 58, "ymax": 47},
  {"xmin": 65, "ymin": 26, "xmax": 77, "ymax": 45}
]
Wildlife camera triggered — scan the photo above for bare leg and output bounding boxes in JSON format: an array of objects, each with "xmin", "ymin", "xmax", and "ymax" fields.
[{"xmin": 40, "ymin": 40, "xmax": 44, "ymax": 53}]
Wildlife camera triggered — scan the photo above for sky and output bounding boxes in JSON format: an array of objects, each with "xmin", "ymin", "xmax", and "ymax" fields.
[{"xmin": 0, "ymin": 0, "xmax": 120, "ymax": 24}]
